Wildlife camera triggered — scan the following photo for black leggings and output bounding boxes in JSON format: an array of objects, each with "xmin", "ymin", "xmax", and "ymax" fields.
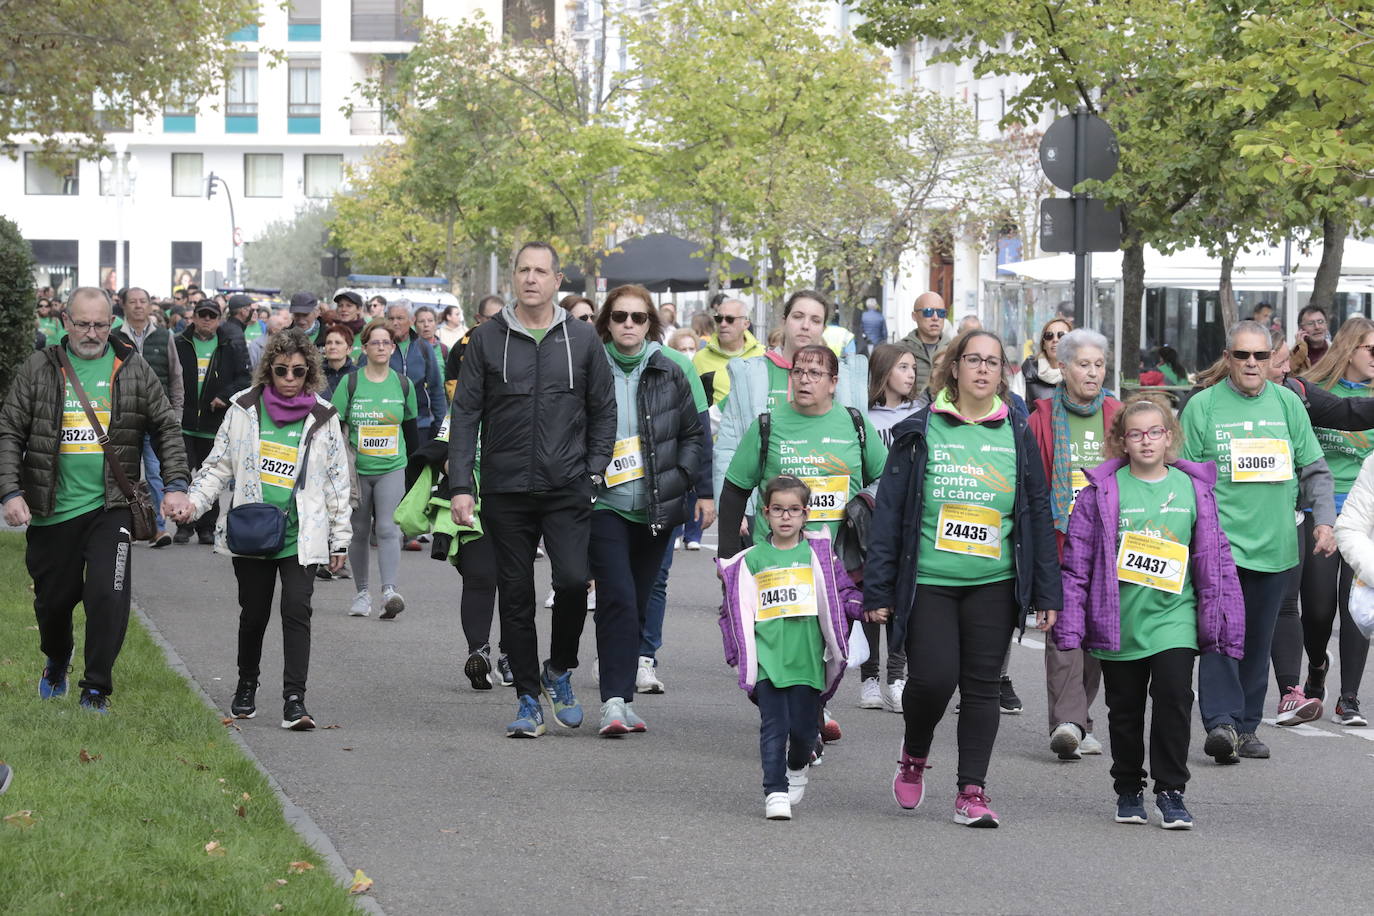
[
  {"xmin": 456, "ymin": 534, "xmax": 500, "ymax": 655},
  {"xmin": 1272, "ymin": 519, "xmax": 1306, "ymax": 692},
  {"xmin": 902, "ymin": 579, "xmax": 1016, "ymax": 788},
  {"xmin": 1298, "ymin": 516, "xmax": 1368, "ymax": 697}
]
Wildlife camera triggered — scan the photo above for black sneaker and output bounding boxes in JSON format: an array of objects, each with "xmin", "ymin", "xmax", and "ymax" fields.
[
  {"xmin": 78, "ymin": 689, "xmax": 111, "ymax": 714},
  {"xmin": 281, "ymin": 695, "xmax": 315, "ymax": 731},
  {"xmin": 1333, "ymin": 695, "xmax": 1367, "ymax": 727},
  {"xmin": 999, "ymin": 678, "xmax": 1023, "ymax": 715},
  {"xmin": 231, "ymin": 680, "xmax": 258, "ymax": 719},
  {"xmin": 496, "ymin": 655, "xmax": 515, "ymax": 687},
  {"xmin": 464, "ymin": 646, "xmax": 494, "ymax": 691},
  {"xmin": 1114, "ymin": 791, "xmax": 1148, "ymax": 825},
  {"xmin": 315, "ymin": 566, "xmax": 333, "ymax": 581},
  {"xmin": 1304, "ymin": 651, "xmax": 1331, "ymax": 703},
  {"xmin": 1204, "ymin": 724, "xmax": 1239, "ymax": 764},
  {"xmin": 172, "ymin": 530, "xmax": 192, "ymax": 545},
  {"xmin": 197, "ymin": 531, "xmax": 215, "ymax": 546},
  {"xmin": 1154, "ymin": 790, "xmax": 1193, "ymax": 830},
  {"xmin": 1236, "ymin": 732, "xmax": 1270, "ymax": 758}
]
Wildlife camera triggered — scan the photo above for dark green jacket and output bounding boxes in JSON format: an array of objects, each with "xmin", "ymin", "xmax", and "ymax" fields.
[{"xmin": 0, "ymin": 337, "xmax": 190, "ymax": 518}]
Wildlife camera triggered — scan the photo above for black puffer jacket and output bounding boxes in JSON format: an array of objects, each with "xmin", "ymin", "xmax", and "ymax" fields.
[
  {"xmin": 0, "ymin": 337, "xmax": 190, "ymax": 517},
  {"xmin": 176, "ymin": 326, "xmax": 252, "ymax": 435},
  {"xmin": 448, "ymin": 306, "xmax": 615, "ymax": 496},
  {"xmin": 597, "ymin": 349, "xmax": 705, "ymax": 534}
]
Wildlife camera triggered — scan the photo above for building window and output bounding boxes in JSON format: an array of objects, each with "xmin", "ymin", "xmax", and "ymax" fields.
[
  {"xmin": 289, "ymin": 0, "xmax": 322, "ymax": 40},
  {"xmin": 289, "ymin": 57, "xmax": 321, "ymax": 117},
  {"xmin": 172, "ymin": 241, "xmax": 202, "ymax": 292},
  {"xmin": 172, "ymin": 153, "xmax": 204, "ymax": 197},
  {"xmin": 304, "ymin": 154, "xmax": 343, "ymax": 198},
  {"xmin": 504, "ymin": 0, "xmax": 554, "ymax": 42},
  {"xmin": 244, "ymin": 153, "xmax": 283, "ymax": 197},
  {"xmin": 25, "ymin": 154, "xmax": 79, "ymax": 196},
  {"xmin": 30, "ymin": 239, "xmax": 80, "ymax": 299},
  {"xmin": 227, "ymin": 54, "xmax": 259, "ymax": 117},
  {"xmin": 352, "ymin": 0, "xmax": 421, "ymax": 41},
  {"xmin": 99, "ymin": 241, "xmax": 130, "ymax": 292}
]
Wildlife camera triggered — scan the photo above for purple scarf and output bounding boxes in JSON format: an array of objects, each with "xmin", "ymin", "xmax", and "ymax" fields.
[{"xmin": 262, "ymin": 385, "xmax": 316, "ymax": 425}]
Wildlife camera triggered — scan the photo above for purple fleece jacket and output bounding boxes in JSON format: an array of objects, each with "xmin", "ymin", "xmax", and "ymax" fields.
[
  {"xmin": 716, "ymin": 531, "xmax": 865, "ymax": 702},
  {"xmin": 1055, "ymin": 458, "xmax": 1246, "ymax": 659}
]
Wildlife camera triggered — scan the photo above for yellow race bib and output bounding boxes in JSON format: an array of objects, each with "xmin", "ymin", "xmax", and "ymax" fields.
[
  {"xmin": 1069, "ymin": 468, "xmax": 1088, "ymax": 514},
  {"xmin": 59, "ymin": 409, "xmax": 110, "ymax": 454},
  {"xmin": 259, "ymin": 439, "xmax": 300, "ymax": 490},
  {"xmin": 935, "ymin": 503, "xmax": 1003, "ymax": 559},
  {"xmin": 1116, "ymin": 531, "xmax": 1189, "ymax": 594},
  {"xmin": 606, "ymin": 436, "xmax": 645, "ymax": 487},
  {"xmin": 803, "ymin": 475, "xmax": 849, "ymax": 522},
  {"xmin": 196, "ymin": 356, "xmax": 210, "ymax": 385},
  {"xmin": 1230, "ymin": 437, "xmax": 1293, "ymax": 482},
  {"xmin": 358, "ymin": 424, "xmax": 399, "ymax": 457},
  {"xmin": 755, "ymin": 566, "xmax": 818, "ymax": 621}
]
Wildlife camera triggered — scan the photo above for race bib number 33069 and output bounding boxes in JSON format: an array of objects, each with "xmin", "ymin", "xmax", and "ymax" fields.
[{"xmin": 1229, "ymin": 437, "xmax": 1293, "ymax": 482}]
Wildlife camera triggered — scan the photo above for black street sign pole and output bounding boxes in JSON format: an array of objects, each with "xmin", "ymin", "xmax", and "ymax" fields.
[{"xmin": 1073, "ymin": 106, "xmax": 1088, "ymax": 328}]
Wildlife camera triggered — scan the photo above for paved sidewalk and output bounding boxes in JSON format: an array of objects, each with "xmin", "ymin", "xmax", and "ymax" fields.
[{"xmin": 133, "ymin": 539, "xmax": 1372, "ymax": 914}]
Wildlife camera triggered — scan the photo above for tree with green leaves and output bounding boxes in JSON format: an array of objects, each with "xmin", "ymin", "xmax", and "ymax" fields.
[
  {"xmin": 242, "ymin": 202, "xmax": 337, "ymax": 301},
  {"xmin": 0, "ymin": 214, "xmax": 38, "ymax": 400},
  {"xmin": 0, "ymin": 0, "xmax": 257, "ymax": 157},
  {"xmin": 332, "ymin": 146, "xmax": 446, "ymax": 277}
]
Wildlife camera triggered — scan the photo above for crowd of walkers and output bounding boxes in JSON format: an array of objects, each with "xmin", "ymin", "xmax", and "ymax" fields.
[{"xmin": 7, "ymin": 254, "xmax": 1374, "ymax": 833}]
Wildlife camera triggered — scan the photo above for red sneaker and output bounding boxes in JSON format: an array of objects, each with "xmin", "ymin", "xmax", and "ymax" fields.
[
  {"xmin": 820, "ymin": 709, "xmax": 842, "ymax": 744},
  {"xmin": 954, "ymin": 784, "xmax": 1000, "ymax": 827},
  {"xmin": 1276, "ymin": 686, "xmax": 1322, "ymax": 725}
]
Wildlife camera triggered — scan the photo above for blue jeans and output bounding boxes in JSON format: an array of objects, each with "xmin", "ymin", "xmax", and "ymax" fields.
[
  {"xmin": 755, "ymin": 679, "xmax": 820, "ymax": 795},
  {"xmin": 1198, "ymin": 566, "xmax": 1289, "ymax": 734},
  {"xmin": 142, "ymin": 434, "xmax": 165, "ymax": 530}
]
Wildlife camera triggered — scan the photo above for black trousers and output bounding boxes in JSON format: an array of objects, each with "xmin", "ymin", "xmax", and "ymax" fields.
[
  {"xmin": 26, "ymin": 507, "xmax": 133, "ymax": 695},
  {"xmin": 585, "ymin": 510, "xmax": 671, "ymax": 702},
  {"xmin": 902, "ymin": 579, "xmax": 1016, "ymax": 788},
  {"xmin": 232, "ymin": 556, "xmax": 317, "ymax": 699},
  {"xmin": 1299, "ymin": 515, "xmax": 1368, "ymax": 697},
  {"xmin": 481, "ymin": 485, "xmax": 592, "ymax": 699},
  {"xmin": 183, "ymin": 435, "xmax": 219, "ymax": 536},
  {"xmin": 1099, "ymin": 648, "xmax": 1195, "ymax": 795},
  {"xmin": 456, "ymin": 533, "xmax": 500, "ymax": 654}
]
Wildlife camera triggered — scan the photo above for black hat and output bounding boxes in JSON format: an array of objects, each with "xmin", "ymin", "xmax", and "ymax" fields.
[
  {"xmin": 194, "ymin": 301, "xmax": 222, "ymax": 317},
  {"xmin": 226, "ymin": 293, "xmax": 254, "ymax": 312},
  {"xmin": 289, "ymin": 291, "xmax": 319, "ymax": 314},
  {"xmin": 333, "ymin": 290, "xmax": 363, "ymax": 308}
]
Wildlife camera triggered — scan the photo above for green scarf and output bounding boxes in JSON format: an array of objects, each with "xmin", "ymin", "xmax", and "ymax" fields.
[{"xmin": 606, "ymin": 340, "xmax": 648, "ymax": 373}]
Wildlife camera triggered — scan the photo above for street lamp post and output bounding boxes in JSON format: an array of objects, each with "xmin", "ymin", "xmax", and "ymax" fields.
[{"xmin": 98, "ymin": 142, "xmax": 139, "ymax": 292}]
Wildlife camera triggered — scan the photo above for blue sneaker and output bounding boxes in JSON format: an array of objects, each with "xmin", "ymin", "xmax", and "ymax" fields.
[
  {"xmin": 1114, "ymin": 791, "xmax": 1148, "ymax": 825},
  {"xmin": 39, "ymin": 655, "xmax": 70, "ymax": 699},
  {"xmin": 540, "ymin": 663, "xmax": 583, "ymax": 728},
  {"xmin": 507, "ymin": 694, "xmax": 546, "ymax": 738},
  {"xmin": 78, "ymin": 689, "xmax": 111, "ymax": 715},
  {"xmin": 1154, "ymin": 791, "xmax": 1193, "ymax": 830}
]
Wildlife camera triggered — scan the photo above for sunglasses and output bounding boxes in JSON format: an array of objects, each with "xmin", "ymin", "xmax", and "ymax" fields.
[
  {"xmin": 195, "ymin": 309, "xmax": 219, "ymax": 319},
  {"xmin": 273, "ymin": 365, "xmax": 307, "ymax": 378},
  {"xmin": 1043, "ymin": 330, "xmax": 1067, "ymax": 341},
  {"xmin": 611, "ymin": 310, "xmax": 649, "ymax": 325},
  {"xmin": 577, "ymin": 313, "xmax": 594, "ymax": 322},
  {"xmin": 713, "ymin": 314, "xmax": 742, "ymax": 324},
  {"xmin": 1228, "ymin": 349, "xmax": 1271, "ymax": 362},
  {"xmin": 920, "ymin": 308, "xmax": 947, "ymax": 319}
]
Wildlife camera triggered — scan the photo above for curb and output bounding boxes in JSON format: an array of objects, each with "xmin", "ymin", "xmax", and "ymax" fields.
[{"xmin": 132, "ymin": 600, "xmax": 385, "ymax": 916}]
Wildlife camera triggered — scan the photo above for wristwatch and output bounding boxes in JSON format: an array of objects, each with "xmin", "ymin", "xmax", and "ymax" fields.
[{"xmin": 590, "ymin": 473, "xmax": 605, "ymax": 488}]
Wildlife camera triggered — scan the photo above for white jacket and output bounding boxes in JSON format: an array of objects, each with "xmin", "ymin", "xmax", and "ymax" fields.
[
  {"xmin": 186, "ymin": 386, "xmax": 353, "ymax": 565},
  {"xmin": 1336, "ymin": 452, "xmax": 1374, "ymax": 582}
]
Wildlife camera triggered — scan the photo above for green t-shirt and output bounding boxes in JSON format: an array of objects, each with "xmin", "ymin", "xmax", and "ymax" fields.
[
  {"xmin": 745, "ymin": 539, "xmax": 825, "ymax": 690},
  {"xmin": 1180, "ymin": 381, "xmax": 1322, "ymax": 572},
  {"xmin": 660, "ymin": 346, "xmax": 709, "ymax": 413},
  {"xmin": 186, "ymin": 335, "xmax": 220, "ymax": 440},
  {"xmin": 1160, "ymin": 364, "xmax": 1186, "ymax": 386},
  {"xmin": 244, "ymin": 321, "xmax": 264, "ymax": 342},
  {"xmin": 528, "ymin": 327, "xmax": 548, "ymax": 344},
  {"xmin": 33, "ymin": 347, "xmax": 116, "ymax": 526},
  {"xmin": 1313, "ymin": 380, "xmax": 1374, "ymax": 497},
  {"xmin": 765, "ymin": 360, "xmax": 790, "ymax": 411},
  {"xmin": 37, "ymin": 317, "xmax": 62, "ymax": 343},
  {"xmin": 1067, "ymin": 410, "xmax": 1107, "ymax": 512},
  {"xmin": 725, "ymin": 402, "xmax": 888, "ymax": 542},
  {"xmin": 332, "ymin": 369, "xmax": 418, "ymax": 476},
  {"xmin": 257, "ymin": 405, "xmax": 306, "ymax": 559},
  {"xmin": 916, "ymin": 410, "xmax": 1018, "ymax": 585},
  {"xmin": 1091, "ymin": 466, "xmax": 1199, "ymax": 662}
]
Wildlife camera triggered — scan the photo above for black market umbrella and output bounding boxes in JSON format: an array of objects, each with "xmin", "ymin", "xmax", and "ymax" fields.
[{"xmin": 559, "ymin": 233, "xmax": 754, "ymax": 293}]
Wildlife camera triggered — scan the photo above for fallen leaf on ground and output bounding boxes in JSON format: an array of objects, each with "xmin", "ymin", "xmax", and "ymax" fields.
[
  {"xmin": 204, "ymin": 841, "xmax": 226, "ymax": 856},
  {"xmin": 241, "ymin": 792, "xmax": 252, "ymax": 801},
  {"xmin": 321, "ymin": 723, "xmax": 341, "ymax": 729},
  {"xmin": 4, "ymin": 810, "xmax": 37, "ymax": 828},
  {"xmin": 440, "ymin": 828, "xmax": 457, "ymax": 834},
  {"xmin": 349, "ymin": 869, "xmax": 373, "ymax": 895},
  {"xmin": 287, "ymin": 861, "xmax": 314, "ymax": 874},
  {"xmin": 78, "ymin": 749, "xmax": 102, "ymax": 763},
  {"xmin": 275, "ymin": 879, "xmax": 288, "ymax": 886},
  {"xmin": 235, "ymin": 805, "xmax": 246, "ymax": 818}
]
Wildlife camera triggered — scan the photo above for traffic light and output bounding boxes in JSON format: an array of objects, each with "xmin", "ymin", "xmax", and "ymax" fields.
[{"xmin": 206, "ymin": 172, "xmax": 219, "ymax": 199}]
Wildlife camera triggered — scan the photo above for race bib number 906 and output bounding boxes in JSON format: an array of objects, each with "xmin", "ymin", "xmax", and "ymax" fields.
[
  {"xmin": 935, "ymin": 503, "xmax": 1003, "ymax": 559},
  {"xmin": 606, "ymin": 436, "xmax": 645, "ymax": 487}
]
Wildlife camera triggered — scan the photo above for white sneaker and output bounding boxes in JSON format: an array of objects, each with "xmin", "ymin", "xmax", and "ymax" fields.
[
  {"xmin": 587, "ymin": 584, "xmax": 596, "ymax": 610},
  {"xmin": 858, "ymin": 676, "xmax": 883, "ymax": 709},
  {"xmin": 636, "ymin": 656, "xmax": 665, "ymax": 694},
  {"xmin": 673, "ymin": 537, "xmax": 683, "ymax": 550},
  {"xmin": 544, "ymin": 589, "xmax": 556, "ymax": 609},
  {"xmin": 1050, "ymin": 721, "xmax": 1083, "ymax": 760},
  {"xmin": 787, "ymin": 766, "xmax": 809, "ymax": 805},
  {"xmin": 380, "ymin": 587, "xmax": 405, "ymax": 619},
  {"xmin": 1079, "ymin": 732, "xmax": 1103, "ymax": 755},
  {"xmin": 685, "ymin": 541, "xmax": 701, "ymax": 551},
  {"xmin": 535, "ymin": 543, "xmax": 546, "ymax": 559},
  {"xmin": 589, "ymin": 656, "xmax": 599, "ymax": 685},
  {"xmin": 349, "ymin": 590, "xmax": 371, "ymax": 617},
  {"xmin": 765, "ymin": 792, "xmax": 792, "ymax": 820},
  {"xmin": 884, "ymin": 678, "xmax": 906, "ymax": 713}
]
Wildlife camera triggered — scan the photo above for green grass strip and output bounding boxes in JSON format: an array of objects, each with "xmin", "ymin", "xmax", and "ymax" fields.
[{"xmin": 0, "ymin": 532, "xmax": 364, "ymax": 915}]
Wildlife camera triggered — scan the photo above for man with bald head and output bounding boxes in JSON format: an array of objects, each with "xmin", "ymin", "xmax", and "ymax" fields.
[
  {"xmin": 898, "ymin": 291, "xmax": 954, "ymax": 397},
  {"xmin": 0, "ymin": 287, "xmax": 191, "ymax": 712}
]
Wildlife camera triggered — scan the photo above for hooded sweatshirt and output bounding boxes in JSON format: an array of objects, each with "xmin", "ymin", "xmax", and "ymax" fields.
[{"xmin": 694, "ymin": 329, "xmax": 766, "ymax": 405}]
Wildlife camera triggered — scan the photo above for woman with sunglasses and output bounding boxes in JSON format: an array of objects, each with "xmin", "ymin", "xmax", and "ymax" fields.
[
  {"xmin": 574, "ymin": 285, "xmax": 704, "ymax": 735},
  {"xmin": 865, "ymin": 329, "xmax": 1059, "ymax": 827},
  {"xmin": 174, "ymin": 329, "xmax": 351, "ymax": 730},
  {"xmin": 1023, "ymin": 318, "xmax": 1073, "ymax": 403},
  {"xmin": 560, "ymin": 294, "xmax": 597, "ymax": 324},
  {"xmin": 1180, "ymin": 320, "xmax": 1334, "ymax": 763},
  {"xmin": 333, "ymin": 319, "xmax": 419, "ymax": 620}
]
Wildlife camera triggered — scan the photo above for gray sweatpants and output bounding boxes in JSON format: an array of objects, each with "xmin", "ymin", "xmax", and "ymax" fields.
[{"xmin": 349, "ymin": 467, "xmax": 404, "ymax": 594}]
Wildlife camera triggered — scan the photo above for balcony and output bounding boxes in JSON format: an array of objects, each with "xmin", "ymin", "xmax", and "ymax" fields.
[
  {"xmin": 349, "ymin": 109, "xmax": 399, "ymax": 136},
  {"xmin": 351, "ymin": 14, "xmax": 419, "ymax": 42}
]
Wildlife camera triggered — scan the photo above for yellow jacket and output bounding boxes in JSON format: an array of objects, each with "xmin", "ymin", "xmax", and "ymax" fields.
[{"xmin": 692, "ymin": 330, "xmax": 766, "ymax": 404}]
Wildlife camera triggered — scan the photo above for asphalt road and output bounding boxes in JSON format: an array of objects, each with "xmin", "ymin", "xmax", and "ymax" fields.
[{"xmin": 131, "ymin": 534, "xmax": 1373, "ymax": 915}]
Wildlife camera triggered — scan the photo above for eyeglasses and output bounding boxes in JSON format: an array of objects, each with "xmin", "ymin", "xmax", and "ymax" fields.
[
  {"xmin": 1228, "ymin": 349, "xmax": 1271, "ymax": 362},
  {"xmin": 1300, "ymin": 318, "xmax": 1328, "ymax": 330},
  {"xmin": 1043, "ymin": 330, "xmax": 1067, "ymax": 342},
  {"xmin": 272, "ymin": 365, "xmax": 307, "ymax": 379},
  {"xmin": 1124, "ymin": 425, "xmax": 1168, "ymax": 443},
  {"xmin": 713, "ymin": 314, "xmax": 742, "ymax": 325},
  {"xmin": 919, "ymin": 308, "xmax": 947, "ymax": 319},
  {"xmin": 70, "ymin": 321, "xmax": 112, "ymax": 332},
  {"xmin": 790, "ymin": 367, "xmax": 834, "ymax": 382},
  {"xmin": 195, "ymin": 310, "xmax": 219, "ymax": 320},
  {"xmin": 959, "ymin": 353, "xmax": 1003, "ymax": 370},
  {"xmin": 610, "ymin": 310, "xmax": 649, "ymax": 326},
  {"xmin": 765, "ymin": 505, "xmax": 806, "ymax": 518}
]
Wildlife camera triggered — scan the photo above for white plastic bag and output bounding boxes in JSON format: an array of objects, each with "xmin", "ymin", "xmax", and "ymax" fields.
[
  {"xmin": 1350, "ymin": 579, "xmax": 1374, "ymax": 640},
  {"xmin": 846, "ymin": 619, "xmax": 870, "ymax": 667}
]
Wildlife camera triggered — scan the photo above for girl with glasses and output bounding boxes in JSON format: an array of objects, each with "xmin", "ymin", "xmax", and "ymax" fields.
[
  {"xmin": 177, "ymin": 329, "xmax": 352, "ymax": 730},
  {"xmin": 1058, "ymin": 394, "xmax": 1242, "ymax": 829},
  {"xmin": 1023, "ymin": 318, "xmax": 1073, "ymax": 403},
  {"xmin": 865, "ymin": 329, "xmax": 1059, "ymax": 827}
]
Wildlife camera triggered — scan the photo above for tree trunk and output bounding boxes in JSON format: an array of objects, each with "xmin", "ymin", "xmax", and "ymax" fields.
[
  {"xmin": 444, "ymin": 212, "xmax": 456, "ymax": 295},
  {"xmin": 582, "ymin": 185, "xmax": 597, "ymax": 299},
  {"xmin": 767, "ymin": 239, "xmax": 786, "ymax": 327},
  {"xmin": 706, "ymin": 203, "xmax": 724, "ymax": 300},
  {"xmin": 1218, "ymin": 248, "xmax": 1238, "ymax": 331},
  {"xmin": 1120, "ymin": 214, "xmax": 1145, "ymax": 385},
  {"xmin": 1310, "ymin": 214, "xmax": 1346, "ymax": 313}
]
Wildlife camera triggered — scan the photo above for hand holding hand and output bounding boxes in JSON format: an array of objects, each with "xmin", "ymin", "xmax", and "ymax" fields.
[
  {"xmin": 1313, "ymin": 525, "xmax": 1337, "ymax": 557},
  {"xmin": 865, "ymin": 607, "xmax": 891, "ymax": 624},
  {"xmin": 328, "ymin": 554, "xmax": 347, "ymax": 573},
  {"xmin": 162, "ymin": 492, "xmax": 193, "ymax": 524},
  {"xmin": 3, "ymin": 496, "xmax": 31, "ymax": 527},
  {"xmin": 1035, "ymin": 609, "xmax": 1058, "ymax": 631}
]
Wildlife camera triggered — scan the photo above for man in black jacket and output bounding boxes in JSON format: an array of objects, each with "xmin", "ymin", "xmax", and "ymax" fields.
[
  {"xmin": 449, "ymin": 243, "xmax": 616, "ymax": 738},
  {"xmin": 173, "ymin": 300, "xmax": 251, "ymax": 543}
]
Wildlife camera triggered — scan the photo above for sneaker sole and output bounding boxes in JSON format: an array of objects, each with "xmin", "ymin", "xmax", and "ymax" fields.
[
  {"xmin": 1115, "ymin": 813, "xmax": 1148, "ymax": 825},
  {"xmin": 464, "ymin": 653, "xmax": 494, "ymax": 691},
  {"xmin": 379, "ymin": 597, "xmax": 404, "ymax": 619},
  {"xmin": 1203, "ymin": 731, "xmax": 1239, "ymax": 764},
  {"xmin": 1050, "ymin": 730, "xmax": 1081, "ymax": 759},
  {"xmin": 281, "ymin": 716, "xmax": 315, "ymax": 731},
  {"xmin": 636, "ymin": 682, "xmax": 665, "ymax": 695},
  {"xmin": 954, "ymin": 812, "xmax": 999, "ymax": 827},
  {"xmin": 766, "ymin": 810, "xmax": 792, "ymax": 820},
  {"xmin": 506, "ymin": 726, "xmax": 546, "ymax": 738},
  {"xmin": 232, "ymin": 710, "xmax": 257, "ymax": 719},
  {"xmin": 1154, "ymin": 807, "xmax": 1193, "ymax": 830},
  {"xmin": 599, "ymin": 720, "xmax": 630, "ymax": 737},
  {"xmin": 999, "ymin": 705, "xmax": 1023, "ymax": 715},
  {"xmin": 540, "ymin": 687, "xmax": 583, "ymax": 728},
  {"xmin": 858, "ymin": 698, "xmax": 883, "ymax": 709},
  {"xmin": 1334, "ymin": 714, "xmax": 1368, "ymax": 727},
  {"xmin": 1277, "ymin": 699, "xmax": 1323, "ymax": 725}
]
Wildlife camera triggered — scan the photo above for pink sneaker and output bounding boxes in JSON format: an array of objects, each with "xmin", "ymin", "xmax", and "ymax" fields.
[
  {"xmin": 892, "ymin": 748, "xmax": 929, "ymax": 810},
  {"xmin": 1275, "ymin": 686, "xmax": 1322, "ymax": 725},
  {"xmin": 954, "ymin": 784, "xmax": 1000, "ymax": 827}
]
